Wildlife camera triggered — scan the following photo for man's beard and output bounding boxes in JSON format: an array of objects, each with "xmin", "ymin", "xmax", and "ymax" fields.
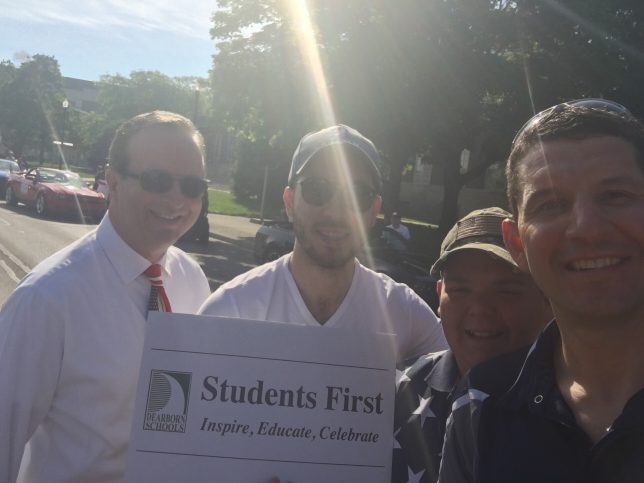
[{"xmin": 292, "ymin": 216, "xmax": 359, "ymax": 269}]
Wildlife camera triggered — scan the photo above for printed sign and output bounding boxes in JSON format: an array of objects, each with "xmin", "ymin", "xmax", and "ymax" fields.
[
  {"xmin": 125, "ymin": 313, "xmax": 396, "ymax": 483},
  {"xmin": 143, "ymin": 370, "xmax": 191, "ymax": 433}
]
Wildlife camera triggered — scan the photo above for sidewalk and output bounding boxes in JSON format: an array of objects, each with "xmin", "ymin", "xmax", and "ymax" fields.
[{"xmin": 206, "ymin": 213, "xmax": 258, "ymax": 242}]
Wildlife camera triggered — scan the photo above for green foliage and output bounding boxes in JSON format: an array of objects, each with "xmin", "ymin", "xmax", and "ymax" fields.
[
  {"xmin": 75, "ymin": 111, "xmax": 120, "ymax": 168},
  {"xmin": 0, "ymin": 55, "xmax": 64, "ymax": 161},
  {"xmin": 97, "ymin": 71, "xmax": 199, "ymax": 122},
  {"xmin": 210, "ymin": 0, "xmax": 644, "ymax": 244},
  {"xmin": 208, "ymin": 0, "xmax": 516, "ymax": 214},
  {"xmin": 70, "ymin": 71, "xmax": 207, "ymax": 167},
  {"xmin": 0, "ymin": 61, "xmax": 212, "ymax": 170},
  {"xmin": 231, "ymin": 134, "xmax": 290, "ymax": 213}
]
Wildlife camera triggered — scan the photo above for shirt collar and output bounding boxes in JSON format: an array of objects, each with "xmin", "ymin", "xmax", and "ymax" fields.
[
  {"xmin": 97, "ymin": 214, "xmax": 169, "ymax": 284},
  {"xmin": 502, "ymin": 320, "xmax": 644, "ymax": 433},
  {"xmin": 501, "ymin": 320, "xmax": 644, "ymax": 434},
  {"xmin": 425, "ymin": 350, "xmax": 460, "ymax": 393},
  {"xmin": 500, "ymin": 321, "xmax": 573, "ymax": 422}
]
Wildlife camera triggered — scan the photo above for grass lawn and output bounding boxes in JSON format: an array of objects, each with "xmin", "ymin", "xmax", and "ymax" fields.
[{"xmin": 207, "ymin": 189, "xmax": 261, "ymax": 217}]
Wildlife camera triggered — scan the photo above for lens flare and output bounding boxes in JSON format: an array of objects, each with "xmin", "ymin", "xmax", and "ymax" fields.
[{"xmin": 285, "ymin": 0, "xmax": 376, "ymax": 266}]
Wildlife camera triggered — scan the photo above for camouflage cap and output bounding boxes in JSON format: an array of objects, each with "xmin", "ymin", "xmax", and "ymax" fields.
[{"xmin": 430, "ymin": 207, "xmax": 517, "ymax": 279}]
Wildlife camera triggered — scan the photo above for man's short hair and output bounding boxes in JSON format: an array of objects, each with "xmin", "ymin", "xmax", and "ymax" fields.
[
  {"xmin": 108, "ymin": 111, "xmax": 205, "ymax": 174},
  {"xmin": 506, "ymin": 100, "xmax": 644, "ymax": 216}
]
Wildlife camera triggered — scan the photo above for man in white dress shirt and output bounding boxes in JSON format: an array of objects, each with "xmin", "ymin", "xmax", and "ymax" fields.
[
  {"xmin": 0, "ymin": 111, "xmax": 211, "ymax": 483},
  {"xmin": 199, "ymin": 125, "xmax": 446, "ymax": 363}
]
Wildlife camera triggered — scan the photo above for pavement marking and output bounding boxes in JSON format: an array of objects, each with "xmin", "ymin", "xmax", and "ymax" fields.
[
  {"xmin": 0, "ymin": 260, "xmax": 20, "ymax": 284},
  {"xmin": 0, "ymin": 241, "xmax": 31, "ymax": 275},
  {"xmin": 0, "ymin": 216, "xmax": 10, "ymax": 226}
]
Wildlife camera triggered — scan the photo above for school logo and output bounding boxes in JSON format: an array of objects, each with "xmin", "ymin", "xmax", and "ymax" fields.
[{"xmin": 143, "ymin": 370, "xmax": 192, "ymax": 433}]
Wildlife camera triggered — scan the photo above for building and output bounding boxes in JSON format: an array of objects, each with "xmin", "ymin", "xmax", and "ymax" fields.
[
  {"xmin": 62, "ymin": 77, "xmax": 99, "ymax": 112},
  {"xmin": 399, "ymin": 153, "xmax": 506, "ymax": 223}
]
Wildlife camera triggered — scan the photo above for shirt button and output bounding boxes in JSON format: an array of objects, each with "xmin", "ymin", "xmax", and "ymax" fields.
[{"xmin": 533, "ymin": 394, "xmax": 544, "ymax": 404}]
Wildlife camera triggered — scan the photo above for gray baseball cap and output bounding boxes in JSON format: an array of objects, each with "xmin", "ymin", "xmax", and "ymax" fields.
[
  {"xmin": 288, "ymin": 124, "xmax": 382, "ymax": 192},
  {"xmin": 430, "ymin": 207, "xmax": 517, "ymax": 279}
]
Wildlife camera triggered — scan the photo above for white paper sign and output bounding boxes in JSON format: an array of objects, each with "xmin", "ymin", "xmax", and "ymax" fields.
[{"xmin": 125, "ymin": 313, "xmax": 396, "ymax": 483}]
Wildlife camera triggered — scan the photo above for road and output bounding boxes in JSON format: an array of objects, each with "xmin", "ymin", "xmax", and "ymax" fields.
[{"xmin": 0, "ymin": 202, "xmax": 260, "ymax": 305}]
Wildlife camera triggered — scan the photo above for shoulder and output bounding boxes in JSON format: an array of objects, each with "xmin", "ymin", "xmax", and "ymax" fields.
[
  {"xmin": 452, "ymin": 345, "xmax": 531, "ymax": 413},
  {"xmin": 399, "ymin": 350, "xmax": 448, "ymax": 384},
  {"xmin": 166, "ymin": 245, "xmax": 206, "ymax": 276},
  {"xmin": 356, "ymin": 264, "xmax": 437, "ymax": 324},
  {"xmin": 356, "ymin": 263, "xmax": 422, "ymax": 302},
  {"xmin": 19, "ymin": 230, "xmax": 100, "ymax": 293},
  {"xmin": 219, "ymin": 255, "xmax": 285, "ymax": 292},
  {"xmin": 393, "ymin": 350, "xmax": 453, "ymax": 480},
  {"xmin": 0, "ymin": 234, "xmax": 100, "ymax": 329},
  {"xmin": 439, "ymin": 345, "xmax": 534, "ymax": 482},
  {"xmin": 199, "ymin": 256, "xmax": 285, "ymax": 315},
  {"xmin": 454, "ymin": 322, "xmax": 558, "ymax": 413}
]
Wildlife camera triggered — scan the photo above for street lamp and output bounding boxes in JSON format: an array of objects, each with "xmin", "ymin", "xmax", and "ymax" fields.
[{"xmin": 57, "ymin": 99, "xmax": 72, "ymax": 169}]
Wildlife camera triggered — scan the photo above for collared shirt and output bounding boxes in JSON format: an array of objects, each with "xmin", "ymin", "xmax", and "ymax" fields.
[
  {"xmin": 0, "ymin": 215, "xmax": 210, "ymax": 483},
  {"xmin": 392, "ymin": 350, "xmax": 459, "ymax": 483},
  {"xmin": 439, "ymin": 322, "xmax": 644, "ymax": 483},
  {"xmin": 199, "ymin": 253, "xmax": 447, "ymax": 363}
]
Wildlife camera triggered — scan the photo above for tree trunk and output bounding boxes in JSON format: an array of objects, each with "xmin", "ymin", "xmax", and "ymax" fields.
[{"xmin": 437, "ymin": 144, "xmax": 463, "ymax": 239}]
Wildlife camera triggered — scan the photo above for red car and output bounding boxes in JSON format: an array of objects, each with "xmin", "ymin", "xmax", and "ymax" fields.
[{"xmin": 5, "ymin": 167, "xmax": 107, "ymax": 221}]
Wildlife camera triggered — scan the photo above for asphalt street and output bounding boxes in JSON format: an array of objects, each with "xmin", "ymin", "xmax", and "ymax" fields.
[{"xmin": 0, "ymin": 202, "xmax": 260, "ymax": 306}]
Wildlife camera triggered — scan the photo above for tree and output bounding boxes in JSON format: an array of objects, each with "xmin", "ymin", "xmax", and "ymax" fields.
[
  {"xmin": 0, "ymin": 55, "xmax": 64, "ymax": 162},
  {"xmin": 210, "ymin": 1, "xmax": 515, "ymax": 223},
  {"xmin": 67, "ymin": 71, "xmax": 211, "ymax": 168},
  {"xmin": 209, "ymin": 0, "xmax": 332, "ymax": 210},
  {"xmin": 312, "ymin": 1, "xmax": 517, "ymax": 230},
  {"xmin": 209, "ymin": 0, "xmax": 644, "ymax": 243},
  {"xmin": 98, "ymin": 71, "xmax": 200, "ymax": 122},
  {"xmin": 505, "ymin": 0, "xmax": 644, "ymax": 117}
]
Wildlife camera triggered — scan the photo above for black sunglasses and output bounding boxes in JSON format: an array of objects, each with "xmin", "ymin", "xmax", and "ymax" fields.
[
  {"xmin": 297, "ymin": 177, "xmax": 376, "ymax": 212},
  {"xmin": 511, "ymin": 98, "xmax": 631, "ymax": 146},
  {"xmin": 121, "ymin": 169, "xmax": 207, "ymax": 199}
]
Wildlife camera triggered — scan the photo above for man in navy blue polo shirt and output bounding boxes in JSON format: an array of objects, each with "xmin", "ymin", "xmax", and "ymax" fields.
[
  {"xmin": 439, "ymin": 99, "xmax": 644, "ymax": 483},
  {"xmin": 392, "ymin": 207, "xmax": 550, "ymax": 483}
]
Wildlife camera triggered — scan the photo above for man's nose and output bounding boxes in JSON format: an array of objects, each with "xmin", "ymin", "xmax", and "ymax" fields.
[
  {"xmin": 565, "ymin": 198, "xmax": 606, "ymax": 240},
  {"xmin": 466, "ymin": 291, "xmax": 495, "ymax": 317},
  {"xmin": 330, "ymin": 187, "xmax": 363, "ymax": 212},
  {"xmin": 164, "ymin": 179, "xmax": 186, "ymax": 202}
]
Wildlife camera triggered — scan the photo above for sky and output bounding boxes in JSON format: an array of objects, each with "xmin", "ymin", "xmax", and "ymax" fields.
[{"xmin": 0, "ymin": 0, "xmax": 217, "ymax": 81}]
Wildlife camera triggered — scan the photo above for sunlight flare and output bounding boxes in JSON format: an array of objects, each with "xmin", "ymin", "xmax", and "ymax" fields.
[{"xmin": 285, "ymin": 0, "xmax": 375, "ymax": 264}]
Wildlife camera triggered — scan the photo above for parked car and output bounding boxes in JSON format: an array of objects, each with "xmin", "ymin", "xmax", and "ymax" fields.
[
  {"xmin": 253, "ymin": 220, "xmax": 438, "ymax": 310},
  {"xmin": 178, "ymin": 190, "xmax": 210, "ymax": 244},
  {"xmin": 254, "ymin": 221, "xmax": 296, "ymax": 263},
  {"xmin": 5, "ymin": 167, "xmax": 108, "ymax": 221},
  {"xmin": 0, "ymin": 158, "xmax": 20, "ymax": 199}
]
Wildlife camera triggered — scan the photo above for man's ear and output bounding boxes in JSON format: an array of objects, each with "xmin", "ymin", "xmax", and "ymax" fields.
[
  {"xmin": 435, "ymin": 279, "xmax": 443, "ymax": 317},
  {"xmin": 106, "ymin": 167, "xmax": 119, "ymax": 198},
  {"xmin": 368, "ymin": 195, "xmax": 382, "ymax": 227},
  {"xmin": 283, "ymin": 186, "xmax": 294, "ymax": 221},
  {"xmin": 502, "ymin": 218, "xmax": 529, "ymax": 272}
]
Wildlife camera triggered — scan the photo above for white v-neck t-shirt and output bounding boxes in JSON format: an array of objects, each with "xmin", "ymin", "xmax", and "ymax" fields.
[{"xmin": 199, "ymin": 253, "xmax": 446, "ymax": 363}]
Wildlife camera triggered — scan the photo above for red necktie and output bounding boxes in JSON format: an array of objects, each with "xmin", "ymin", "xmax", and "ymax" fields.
[{"xmin": 144, "ymin": 264, "xmax": 172, "ymax": 313}]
